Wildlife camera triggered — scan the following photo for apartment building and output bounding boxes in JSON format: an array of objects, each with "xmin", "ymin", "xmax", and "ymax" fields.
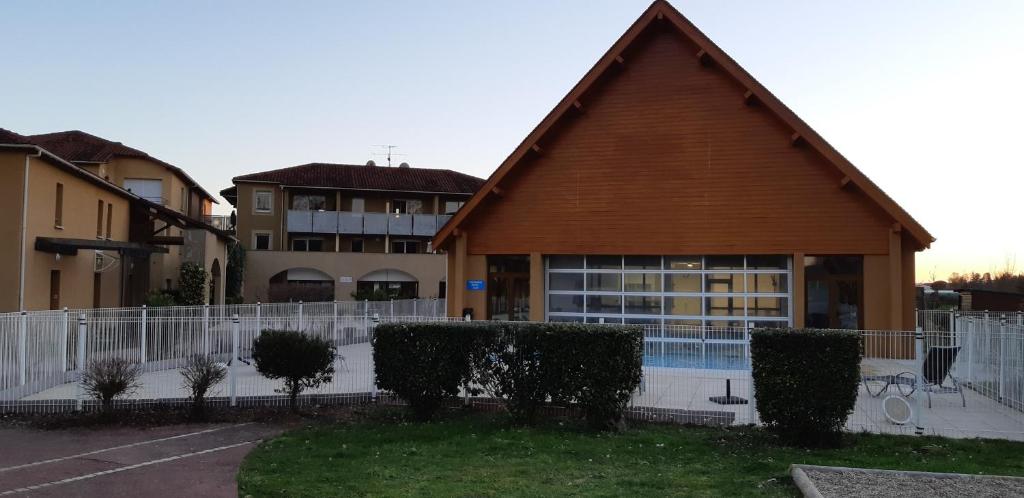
[
  {"xmin": 26, "ymin": 131, "xmax": 229, "ymax": 297},
  {"xmin": 222, "ymin": 162, "xmax": 484, "ymax": 302},
  {"xmin": 0, "ymin": 128, "xmax": 232, "ymax": 311},
  {"xmin": 435, "ymin": 1, "xmax": 933, "ymax": 330}
]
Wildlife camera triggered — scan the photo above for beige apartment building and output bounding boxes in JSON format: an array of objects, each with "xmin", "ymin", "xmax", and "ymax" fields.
[
  {"xmin": 0, "ymin": 129, "xmax": 232, "ymax": 311},
  {"xmin": 222, "ymin": 162, "xmax": 483, "ymax": 302}
]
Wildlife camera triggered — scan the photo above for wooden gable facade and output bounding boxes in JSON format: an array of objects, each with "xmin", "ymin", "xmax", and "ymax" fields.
[{"xmin": 436, "ymin": 1, "xmax": 931, "ymax": 331}]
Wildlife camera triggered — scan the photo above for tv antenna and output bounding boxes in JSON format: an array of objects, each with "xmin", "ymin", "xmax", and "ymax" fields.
[{"xmin": 373, "ymin": 145, "xmax": 406, "ymax": 167}]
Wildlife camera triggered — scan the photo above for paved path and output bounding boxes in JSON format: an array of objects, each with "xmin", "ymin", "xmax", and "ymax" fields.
[{"xmin": 0, "ymin": 423, "xmax": 282, "ymax": 497}]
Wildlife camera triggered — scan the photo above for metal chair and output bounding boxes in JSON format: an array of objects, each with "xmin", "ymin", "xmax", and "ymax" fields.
[{"xmin": 862, "ymin": 345, "xmax": 965, "ymax": 408}]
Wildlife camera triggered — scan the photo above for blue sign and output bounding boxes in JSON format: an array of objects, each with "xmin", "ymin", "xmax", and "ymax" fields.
[{"xmin": 466, "ymin": 279, "xmax": 486, "ymax": 291}]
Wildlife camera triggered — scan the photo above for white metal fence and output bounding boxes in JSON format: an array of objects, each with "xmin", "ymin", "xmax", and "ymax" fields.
[{"xmin": 2, "ymin": 304, "xmax": 1023, "ymax": 441}]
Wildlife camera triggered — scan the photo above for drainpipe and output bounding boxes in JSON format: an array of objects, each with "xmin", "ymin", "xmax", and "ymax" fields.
[{"xmin": 18, "ymin": 148, "xmax": 42, "ymax": 311}]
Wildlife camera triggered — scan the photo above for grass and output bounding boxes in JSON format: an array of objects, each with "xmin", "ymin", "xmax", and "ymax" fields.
[{"xmin": 238, "ymin": 410, "xmax": 1024, "ymax": 497}]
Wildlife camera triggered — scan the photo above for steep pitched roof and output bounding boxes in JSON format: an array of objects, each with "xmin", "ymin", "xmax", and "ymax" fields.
[
  {"xmin": 26, "ymin": 130, "xmax": 218, "ymax": 203},
  {"xmin": 434, "ymin": 0, "xmax": 934, "ymax": 250},
  {"xmin": 227, "ymin": 162, "xmax": 484, "ymax": 200}
]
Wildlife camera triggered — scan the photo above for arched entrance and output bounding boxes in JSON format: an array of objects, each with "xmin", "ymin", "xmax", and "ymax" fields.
[
  {"xmin": 209, "ymin": 258, "xmax": 221, "ymax": 305},
  {"xmin": 268, "ymin": 268, "xmax": 335, "ymax": 302},
  {"xmin": 356, "ymin": 269, "xmax": 419, "ymax": 300}
]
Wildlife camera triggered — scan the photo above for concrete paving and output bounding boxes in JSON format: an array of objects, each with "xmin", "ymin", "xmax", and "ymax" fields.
[{"xmin": 0, "ymin": 423, "xmax": 281, "ymax": 497}]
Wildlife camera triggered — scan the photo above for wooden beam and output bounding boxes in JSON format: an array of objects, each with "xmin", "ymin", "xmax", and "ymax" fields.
[
  {"xmin": 614, "ymin": 55, "xmax": 625, "ymax": 65},
  {"xmin": 150, "ymin": 236, "xmax": 184, "ymax": 246},
  {"xmin": 790, "ymin": 132, "xmax": 802, "ymax": 146},
  {"xmin": 573, "ymin": 100, "xmax": 584, "ymax": 112},
  {"xmin": 891, "ymin": 223, "xmax": 902, "ymax": 233},
  {"xmin": 656, "ymin": 11, "xmax": 664, "ymax": 20},
  {"xmin": 743, "ymin": 89, "xmax": 755, "ymax": 105},
  {"xmin": 839, "ymin": 176, "xmax": 852, "ymax": 189},
  {"xmin": 531, "ymin": 143, "xmax": 543, "ymax": 154},
  {"xmin": 491, "ymin": 186, "xmax": 504, "ymax": 198},
  {"xmin": 696, "ymin": 49, "xmax": 710, "ymax": 65}
]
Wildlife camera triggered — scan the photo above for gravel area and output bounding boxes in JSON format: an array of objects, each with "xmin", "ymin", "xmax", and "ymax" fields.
[{"xmin": 799, "ymin": 467, "xmax": 1024, "ymax": 498}]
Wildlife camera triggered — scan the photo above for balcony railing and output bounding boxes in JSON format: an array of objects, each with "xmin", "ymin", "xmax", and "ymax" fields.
[
  {"xmin": 286, "ymin": 210, "xmax": 453, "ymax": 236},
  {"xmin": 203, "ymin": 215, "xmax": 234, "ymax": 231}
]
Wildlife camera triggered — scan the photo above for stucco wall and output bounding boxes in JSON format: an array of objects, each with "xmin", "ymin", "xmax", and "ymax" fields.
[{"xmin": 244, "ymin": 251, "xmax": 446, "ymax": 303}]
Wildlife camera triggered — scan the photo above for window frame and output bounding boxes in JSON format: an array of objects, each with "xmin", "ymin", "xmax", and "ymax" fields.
[
  {"xmin": 253, "ymin": 190, "xmax": 273, "ymax": 214},
  {"xmin": 290, "ymin": 237, "xmax": 324, "ymax": 252},
  {"xmin": 252, "ymin": 230, "xmax": 273, "ymax": 251},
  {"xmin": 54, "ymin": 183, "xmax": 64, "ymax": 228}
]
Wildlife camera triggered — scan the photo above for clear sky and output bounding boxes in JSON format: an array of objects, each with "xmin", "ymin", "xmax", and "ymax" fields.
[{"xmin": 3, "ymin": 1, "xmax": 1021, "ymax": 282}]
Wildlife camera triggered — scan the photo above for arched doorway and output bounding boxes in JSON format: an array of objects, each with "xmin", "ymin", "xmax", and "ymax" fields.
[
  {"xmin": 268, "ymin": 268, "xmax": 335, "ymax": 302},
  {"xmin": 356, "ymin": 269, "xmax": 419, "ymax": 300},
  {"xmin": 209, "ymin": 258, "xmax": 221, "ymax": 305}
]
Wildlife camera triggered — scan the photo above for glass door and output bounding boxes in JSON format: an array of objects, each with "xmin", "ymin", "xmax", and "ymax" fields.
[{"xmin": 487, "ymin": 256, "xmax": 530, "ymax": 321}]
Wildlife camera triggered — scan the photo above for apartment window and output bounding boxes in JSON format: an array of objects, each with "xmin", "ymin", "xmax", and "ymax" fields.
[
  {"xmin": 351, "ymin": 239, "xmax": 364, "ymax": 253},
  {"xmin": 254, "ymin": 190, "xmax": 273, "ymax": 213},
  {"xmin": 253, "ymin": 231, "xmax": 272, "ymax": 250},
  {"xmin": 351, "ymin": 197, "xmax": 365, "ymax": 213},
  {"xmin": 96, "ymin": 200, "xmax": 104, "ymax": 237},
  {"xmin": 54, "ymin": 183, "xmax": 64, "ymax": 227},
  {"xmin": 105, "ymin": 203, "xmax": 113, "ymax": 239},
  {"xmin": 391, "ymin": 240, "xmax": 420, "ymax": 254},
  {"xmin": 444, "ymin": 200, "xmax": 465, "ymax": 215},
  {"xmin": 291, "ymin": 238, "xmax": 324, "ymax": 252},
  {"xmin": 292, "ymin": 194, "xmax": 326, "ymax": 211},
  {"xmin": 391, "ymin": 199, "xmax": 422, "ymax": 214}
]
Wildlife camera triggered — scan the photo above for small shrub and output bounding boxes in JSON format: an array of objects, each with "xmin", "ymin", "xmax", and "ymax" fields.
[
  {"xmin": 144, "ymin": 289, "xmax": 177, "ymax": 307},
  {"xmin": 373, "ymin": 322, "xmax": 488, "ymax": 421},
  {"xmin": 251, "ymin": 330, "xmax": 336, "ymax": 412},
  {"xmin": 178, "ymin": 262, "xmax": 207, "ymax": 305},
  {"xmin": 180, "ymin": 355, "xmax": 226, "ymax": 420},
  {"xmin": 750, "ymin": 328, "xmax": 861, "ymax": 447},
  {"xmin": 81, "ymin": 357, "xmax": 142, "ymax": 411}
]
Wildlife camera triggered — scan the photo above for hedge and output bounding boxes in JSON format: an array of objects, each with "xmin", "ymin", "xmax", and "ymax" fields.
[
  {"xmin": 373, "ymin": 322, "xmax": 644, "ymax": 429},
  {"xmin": 750, "ymin": 328, "xmax": 861, "ymax": 447}
]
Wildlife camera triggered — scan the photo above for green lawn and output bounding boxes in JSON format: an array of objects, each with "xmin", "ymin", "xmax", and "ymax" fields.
[{"xmin": 238, "ymin": 412, "xmax": 1024, "ymax": 497}]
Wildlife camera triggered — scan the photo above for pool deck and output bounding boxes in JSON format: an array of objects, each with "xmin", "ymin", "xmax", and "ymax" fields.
[{"xmin": 14, "ymin": 344, "xmax": 1024, "ymax": 440}]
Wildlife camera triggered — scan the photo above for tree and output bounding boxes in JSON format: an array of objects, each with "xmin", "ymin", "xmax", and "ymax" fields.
[
  {"xmin": 179, "ymin": 262, "xmax": 208, "ymax": 305},
  {"xmin": 226, "ymin": 241, "xmax": 245, "ymax": 302}
]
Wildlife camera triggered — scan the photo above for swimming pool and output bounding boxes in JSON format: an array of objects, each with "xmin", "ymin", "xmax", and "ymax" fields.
[{"xmin": 643, "ymin": 341, "xmax": 750, "ymax": 370}]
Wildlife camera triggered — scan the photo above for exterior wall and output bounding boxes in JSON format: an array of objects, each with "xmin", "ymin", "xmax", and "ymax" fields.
[
  {"xmin": 244, "ymin": 251, "xmax": 447, "ymax": 303},
  {"xmin": 183, "ymin": 229, "xmax": 229, "ymax": 305},
  {"xmin": 104, "ymin": 157, "xmax": 189, "ymax": 211},
  {"xmin": 0, "ymin": 152, "xmax": 28, "ymax": 311},
  {"xmin": 23, "ymin": 157, "xmax": 131, "ymax": 310},
  {"xmin": 235, "ymin": 182, "xmax": 284, "ymax": 251},
  {"xmin": 444, "ymin": 28, "xmax": 921, "ymax": 329},
  {"xmin": 461, "ymin": 29, "xmax": 892, "ymax": 256}
]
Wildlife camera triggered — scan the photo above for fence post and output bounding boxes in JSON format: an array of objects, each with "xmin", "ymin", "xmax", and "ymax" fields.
[
  {"xmin": 202, "ymin": 304, "xmax": 210, "ymax": 356},
  {"xmin": 390, "ymin": 299, "xmax": 395, "ymax": 318},
  {"xmin": 914, "ymin": 327, "xmax": 925, "ymax": 435},
  {"xmin": 76, "ymin": 313, "xmax": 87, "ymax": 412},
  {"xmin": 298, "ymin": 301, "xmax": 304, "ymax": 332},
  {"xmin": 17, "ymin": 311, "xmax": 27, "ymax": 386},
  {"xmin": 363, "ymin": 299, "xmax": 369, "ymax": 337},
  {"xmin": 140, "ymin": 305, "xmax": 148, "ymax": 364},
  {"xmin": 413, "ymin": 298, "xmax": 417, "ymax": 317},
  {"xmin": 966, "ymin": 318, "xmax": 974, "ymax": 384},
  {"xmin": 999, "ymin": 320, "xmax": 1007, "ymax": 402},
  {"xmin": 230, "ymin": 314, "xmax": 239, "ymax": 407},
  {"xmin": 255, "ymin": 301, "xmax": 262, "ymax": 337},
  {"xmin": 60, "ymin": 307, "xmax": 69, "ymax": 372},
  {"xmin": 332, "ymin": 300, "xmax": 339, "ymax": 345}
]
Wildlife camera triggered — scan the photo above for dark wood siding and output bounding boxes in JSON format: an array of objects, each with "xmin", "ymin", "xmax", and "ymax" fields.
[{"xmin": 463, "ymin": 28, "xmax": 892, "ymax": 256}]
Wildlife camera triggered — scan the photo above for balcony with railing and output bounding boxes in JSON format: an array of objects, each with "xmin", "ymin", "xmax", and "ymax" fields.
[
  {"xmin": 203, "ymin": 214, "xmax": 235, "ymax": 232},
  {"xmin": 286, "ymin": 210, "xmax": 452, "ymax": 236}
]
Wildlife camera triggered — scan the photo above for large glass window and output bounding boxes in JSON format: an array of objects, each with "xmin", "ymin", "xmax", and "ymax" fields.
[
  {"xmin": 804, "ymin": 256, "xmax": 863, "ymax": 329},
  {"xmin": 292, "ymin": 194, "xmax": 326, "ymax": 211},
  {"xmin": 546, "ymin": 255, "xmax": 792, "ymax": 330},
  {"xmin": 254, "ymin": 191, "xmax": 273, "ymax": 213}
]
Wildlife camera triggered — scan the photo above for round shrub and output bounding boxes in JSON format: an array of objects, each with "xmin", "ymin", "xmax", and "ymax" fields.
[
  {"xmin": 81, "ymin": 357, "xmax": 142, "ymax": 412},
  {"xmin": 750, "ymin": 328, "xmax": 861, "ymax": 447},
  {"xmin": 252, "ymin": 330, "xmax": 336, "ymax": 412}
]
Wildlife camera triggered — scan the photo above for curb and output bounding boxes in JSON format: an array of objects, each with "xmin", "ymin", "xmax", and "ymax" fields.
[
  {"xmin": 789, "ymin": 463, "xmax": 1024, "ymax": 497},
  {"xmin": 789, "ymin": 465, "xmax": 824, "ymax": 498}
]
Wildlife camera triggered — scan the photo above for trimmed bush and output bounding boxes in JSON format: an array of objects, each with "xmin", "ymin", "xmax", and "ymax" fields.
[
  {"xmin": 750, "ymin": 328, "xmax": 861, "ymax": 447},
  {"xmin": 373, "ymin": 322, "xmax": 490, "ymax": 421},
  {"xmin": 252, "ymin": 330, "xmax": 336, "ymax": 412},
  {"xmin": 178, "ymin": 262, "xmax": 208, "ymax": 305},
  {"xmin": 180, "ymin": 355, "xmax": 227, "ymax": 420},
  {"xmin": 373, "ymin": 321, "xmax": 644, "ymax": 429},
  {"xmin": 81, "ymin": 357, "xmax": 142, "ymax": 411}
]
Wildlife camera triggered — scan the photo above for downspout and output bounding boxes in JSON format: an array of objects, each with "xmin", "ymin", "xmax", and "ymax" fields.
[{"xmin": 19, "ymin": 148, "xmax": 42, "ymax": 311}]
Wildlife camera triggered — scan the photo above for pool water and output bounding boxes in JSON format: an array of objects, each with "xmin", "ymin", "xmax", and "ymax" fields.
[{"xmin": 642, "ymin": 342, "xmax": 750, "ymax": 370}]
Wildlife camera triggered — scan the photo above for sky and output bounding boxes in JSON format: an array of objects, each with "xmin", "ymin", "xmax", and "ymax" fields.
[{"xmin": 2, "ymin": 1, "xmax": 1022, "ymax": 282}]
